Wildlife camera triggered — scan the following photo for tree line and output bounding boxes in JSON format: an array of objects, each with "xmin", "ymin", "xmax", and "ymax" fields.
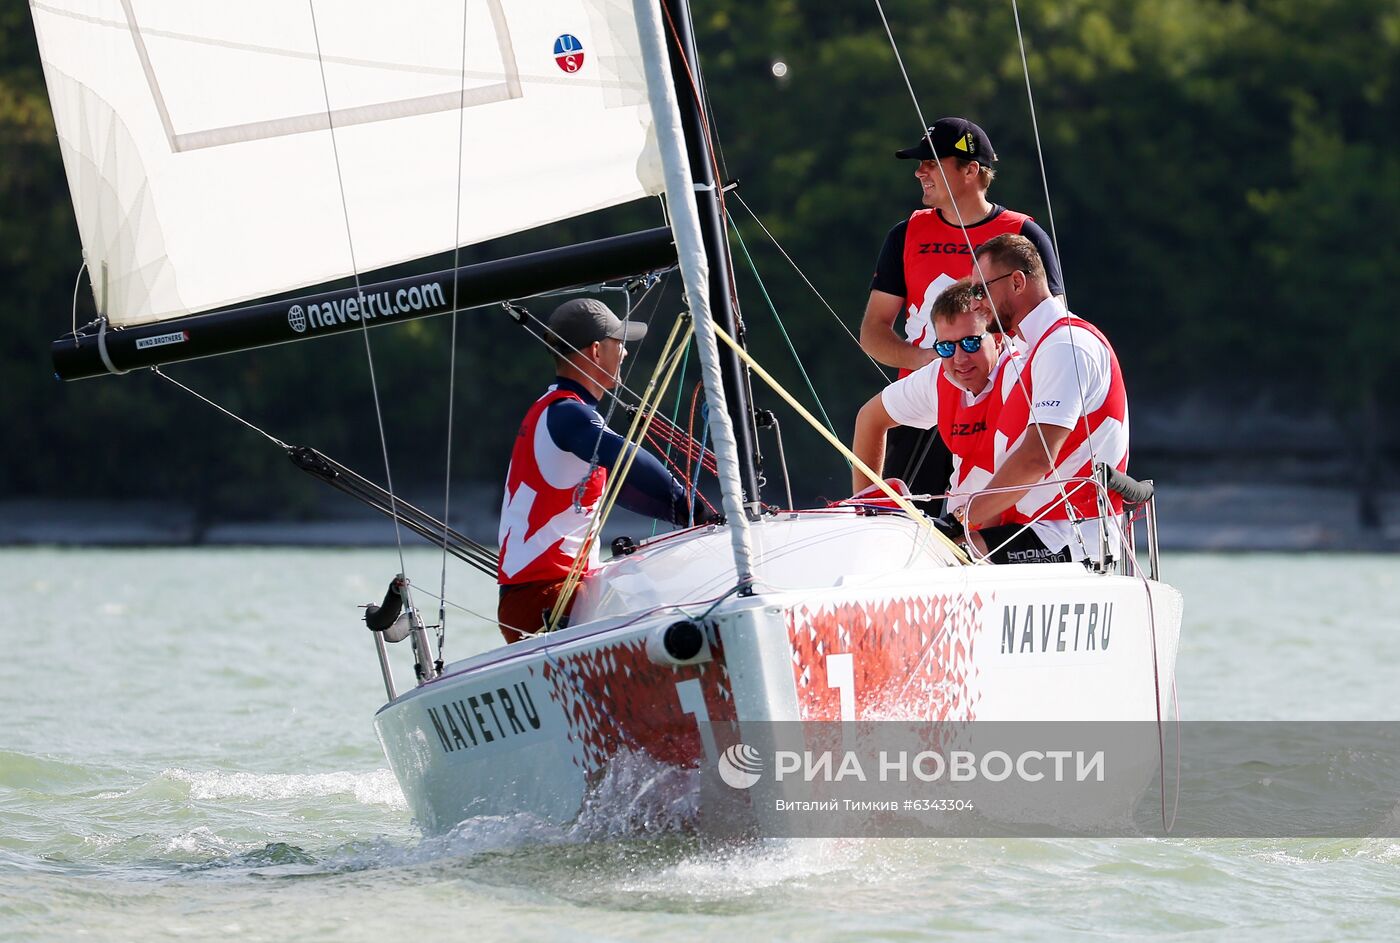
[{"xmin": 3, "ymin": 0, "xmax": 1395, "ymax": 525}]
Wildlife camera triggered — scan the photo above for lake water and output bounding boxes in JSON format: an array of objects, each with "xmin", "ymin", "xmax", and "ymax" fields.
[{"xmin": 2, "ymin": 548, "xmax": 1397, "ymax": 941}]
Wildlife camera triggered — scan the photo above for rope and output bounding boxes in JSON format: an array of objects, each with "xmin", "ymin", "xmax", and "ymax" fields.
[
  {"xmin": 727, "ymin": 216, "xmax": 838, "ymax": 439},
  {"xmin": 730, "ymin": 192, "xmax": 888, "ymax": 383},
  {"xmin": 653, "ymin": 342, "xmax": 691, "ymax": 537},
  {"xmin": 688, "ymin": 400, "xmax": 710, "ymax": 525},
  {"xmin": 578, "ymin": 288, "xmax": 639, "ymax": 510},
  {"xmin": 547, "ymin": 320, "xmax": 696, "ymax": 630},
  {"xmin": 711, "ymin": 321, "xmax": 966, "ymax": 563},
  {"xmin": 306, "ymin": 0, "xmax": 408, "ymax": 577}
]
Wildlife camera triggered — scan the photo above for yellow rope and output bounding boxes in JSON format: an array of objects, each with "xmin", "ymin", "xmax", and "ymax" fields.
[
  {"xmin": 709, "ymin": 321, "xmax": 969, "ymax": 564},
  {"xmin": 546, "ymin": 318, "xmax": 695, "ymax": 630}
]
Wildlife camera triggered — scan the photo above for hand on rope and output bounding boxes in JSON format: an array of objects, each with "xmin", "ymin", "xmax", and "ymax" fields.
[
  {"xmin": 645, "ymin": 427, "xmax": 721, "ymax": 524},
  {"xmin": 691, "ymin": 495, "xmax": 724, "ymax": 527},
  {"xmin": 644, "ymin": 423, "xmax": 717, "ymax": 477},
  {"xmin": 930, "ymin": 512, "xmax": 963, "ymax": 543}
]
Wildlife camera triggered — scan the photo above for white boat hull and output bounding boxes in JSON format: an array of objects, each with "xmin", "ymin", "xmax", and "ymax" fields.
[{"xmin": 374, "ymin": 513, "xmax": 1182, "ymax": 833}]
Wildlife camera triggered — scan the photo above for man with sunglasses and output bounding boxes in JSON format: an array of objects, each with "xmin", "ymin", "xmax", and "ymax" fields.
[
  {"xmin": 956, "ymin": 234, "xmax": 1129, "ymax": 564},
  {"xmin": 851, "ymin": 279, "xmax": 1018, "ymax": 529},
  {"xmin": 860, "ymin": 117, "xmax": 1063, "ymax": 514}
]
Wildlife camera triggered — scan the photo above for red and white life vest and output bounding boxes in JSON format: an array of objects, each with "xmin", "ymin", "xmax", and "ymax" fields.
[
  {"xmin": 899, "ymin": 207, "xmax": 1031, "ymax": 377},
  {"xmin": 497, "ymin": 388, "xmax": 606, "ymax": 585},
  {"xmin": 995, "ymin": 316, "xmax": 1128, "ymax": 523},
  {"xmin": 937, "ymin": 352, "xmax": 1017, "ymax": 522}
]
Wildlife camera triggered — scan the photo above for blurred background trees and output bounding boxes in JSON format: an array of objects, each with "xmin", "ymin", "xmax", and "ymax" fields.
[{"xmin": 3, "ymin": 0, "xmax": 1396, "ymax": 524}]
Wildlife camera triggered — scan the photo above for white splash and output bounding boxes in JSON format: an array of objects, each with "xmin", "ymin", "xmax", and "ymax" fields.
[{"xmin": 162, "ymin": 768, "xmax": 407, "ymax": 809}]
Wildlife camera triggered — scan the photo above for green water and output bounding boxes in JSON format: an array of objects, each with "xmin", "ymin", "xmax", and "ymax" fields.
[{"xmin": 1, "ymin": 548, "xmax": 1397, "ymax": 942}]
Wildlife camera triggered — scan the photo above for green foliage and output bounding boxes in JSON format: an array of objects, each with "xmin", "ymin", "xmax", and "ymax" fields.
[{"xmin": 2, "ymin": 0, "xmax": 1394, "ymax": 512}]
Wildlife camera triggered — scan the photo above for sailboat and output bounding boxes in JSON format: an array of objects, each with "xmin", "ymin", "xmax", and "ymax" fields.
[{"xmin": 31, "ymin": 0, "xmax": 1182, "ymax": 835}]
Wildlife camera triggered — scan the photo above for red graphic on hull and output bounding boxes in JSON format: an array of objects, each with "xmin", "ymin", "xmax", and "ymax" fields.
[
  {"xmin": 787, "ymin": 594, "xmax": 983, "ymax": 721},
  {"xmin": 540, "ymin": 636, "xmax": 735, "ymax": 773}
]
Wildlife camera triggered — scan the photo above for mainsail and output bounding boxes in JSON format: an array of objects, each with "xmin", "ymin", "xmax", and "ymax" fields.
[{"xmin": 31, "ymin": 0, "xmax": 665, "ymax": 327}]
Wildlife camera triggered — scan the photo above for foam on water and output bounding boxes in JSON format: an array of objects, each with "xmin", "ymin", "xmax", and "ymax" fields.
[{"xmin": 161, "ymin": 767, "xmax": 407, "ymax": 809}]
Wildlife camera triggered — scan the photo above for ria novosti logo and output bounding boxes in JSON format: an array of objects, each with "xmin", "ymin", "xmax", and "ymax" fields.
[{"xmin": 717, "ymin": 743, "xmax": 763, "ymax": 789}]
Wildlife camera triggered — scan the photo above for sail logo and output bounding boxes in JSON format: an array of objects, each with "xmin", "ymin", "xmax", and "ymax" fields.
[
  {"xmin": 718, "ymin": 743, "xmax": 764, "ymax": 789},
  {"xmin": 291, "ymin": 281, "xmax": 447, "ymax": 333},
  {"xmin": 554, "ymin": 34, "xmax": 585, "ymax": 73},
  {"xmin": 135, "ymin": 330, "xmax": 189, "ymax": 350}
]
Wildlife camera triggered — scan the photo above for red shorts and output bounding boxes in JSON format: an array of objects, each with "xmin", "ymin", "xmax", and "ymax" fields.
[{"xmin": 496, "ymin": 579, "xmax": 575, "ymax": 644}]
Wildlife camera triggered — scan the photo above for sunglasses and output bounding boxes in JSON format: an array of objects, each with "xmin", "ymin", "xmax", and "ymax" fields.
[
  {"xmin": 934, "ymin": 333, "xmax": 989, "ymax": 357},
  {"xmin": 970, "ymin": 270, "xmax": 1024, "ymax": 299}
]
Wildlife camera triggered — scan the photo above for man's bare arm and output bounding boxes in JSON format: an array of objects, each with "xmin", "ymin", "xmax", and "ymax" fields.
[
  {"xmin": 859, "ymin": 290, "xmax": 937, "ymax": 372},
  {"xmin": 853, "ymin": 392, "xmax": 909, "ymax": 493},
  {"xmin": 963, "ymin": 423, "xmax": 1073, "ymax": 527}
]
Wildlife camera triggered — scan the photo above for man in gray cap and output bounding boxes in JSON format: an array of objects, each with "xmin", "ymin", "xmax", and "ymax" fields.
[
  {"xmin": 495, "ymin": 298, "xmax": 712, "ymax": 643},
  {"xmin": 858, "ymin": 116, "xmax": 1063, "ymax": 513}
]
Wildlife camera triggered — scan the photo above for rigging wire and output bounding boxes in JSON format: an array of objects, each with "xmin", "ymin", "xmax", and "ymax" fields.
[
  {"xmin": 151, "ymin": 367, "xmax": 290, "ymax": 450},
  {"xmin": 436, "ymin": 0, "xmax": 474, "ymax": 663},
  {"xmin": 730, "ymin": 192, "xmax": 889, "ymax": 383},
  {"xmin": 652, "ymin": 343, "xmax": 692, "ymax": 537},
  {"xmin": 657, "ymin": 1, "xmax": 746, "ymax": 347},
  {"xmin": 871, "ymin": 0, "xmax": 1087, "ymax": 559},
  {"xmin": 1012, "ymin": 0, "xmax": 1066, "ymax": 309},
  {"xmin": 306, "ymin": 0, "xmax": 409, "ymax": 577},
  {"xmin": 727, "ymin": 217, "xmax": 839, "ymax": 439},
  {"xmin": 578, "ymin": 285, "xmax": 641, "ymax": 511},
  {"xmin": 505, "ymin": 282, "xmax": 702, "ymax": 434},
  {"xmin": 69, "ymin": 261, "xmax": 88, "ymax": 344},
  {"xmin": 1009, "ymin": 0, "xmax": 1102, "ymax": 555},
  {"xmin": 1100, "ymin": 498, "xmax": 1179, "ymax": 833},
  {"xmin": 151, "ymin": 367, "xmax": 502, "ymax": 577}
]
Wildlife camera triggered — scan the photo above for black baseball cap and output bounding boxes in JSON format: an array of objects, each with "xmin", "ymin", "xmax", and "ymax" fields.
[
  {"xmin": 547, "ymin": 298, "xmax": 647, "ymax": 353},
  {"xmin": 895, "ymin": 117, "xmax": 997, "ymax": 163}
]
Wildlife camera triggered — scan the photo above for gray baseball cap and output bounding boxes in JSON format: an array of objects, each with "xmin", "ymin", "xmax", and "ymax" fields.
[{"xmin": 546, "ymin": 298, "xmax": 647, "ymax": 353}]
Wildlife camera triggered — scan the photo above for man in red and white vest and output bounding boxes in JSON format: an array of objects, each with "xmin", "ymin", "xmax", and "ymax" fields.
[
  {"xmin": 958, "ymin": 234, "xmax": 1129, "ymax": 564},
  {"xmin": 497, "ymin": 299, "xmax": 709, "ymax": 643},
  {"xmin": 860, "ymin": 117, "xmax": 1063, "ymax": 513},
  {"xmin": 850, "ymin": 278, "xmax": 1018, "ymax": 526}
]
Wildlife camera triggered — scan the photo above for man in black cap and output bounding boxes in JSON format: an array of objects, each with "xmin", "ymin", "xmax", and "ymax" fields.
[
  {"xmin": 496, "ymin": 298, "xmax": 710, "ymax": 643},
  {"xmin": 858, "ymin": 116, "xmax": 1063, "ymax": 511}
]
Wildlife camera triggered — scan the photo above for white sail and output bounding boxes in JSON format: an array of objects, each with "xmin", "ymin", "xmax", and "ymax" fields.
[{"xmin": 31, "ymin": 0, "xmax": 664, "ymax": 327}]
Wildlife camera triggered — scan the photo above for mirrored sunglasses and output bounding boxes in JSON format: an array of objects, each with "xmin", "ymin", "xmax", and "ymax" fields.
[{"xmin": 933, "ymin": 333, "xmax": 988, "ymax": 358}]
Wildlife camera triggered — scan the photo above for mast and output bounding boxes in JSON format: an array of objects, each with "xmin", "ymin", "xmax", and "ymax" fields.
[
  {"xmin": 656, "ymin": 0, "xmax": 764, "ymax": 513},
  {"xmin": 633, "ymin": 0, "xmax": 755, "ymax": 587}
]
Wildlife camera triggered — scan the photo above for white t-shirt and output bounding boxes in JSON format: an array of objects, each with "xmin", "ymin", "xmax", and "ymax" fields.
[
  {"xmin": 1002, "ymin": 297, "xmax": 1114, "ymax": 433},
  {"xmin": 997, "ymin": 297, "xmax": 1126, "ymax": 561}
]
